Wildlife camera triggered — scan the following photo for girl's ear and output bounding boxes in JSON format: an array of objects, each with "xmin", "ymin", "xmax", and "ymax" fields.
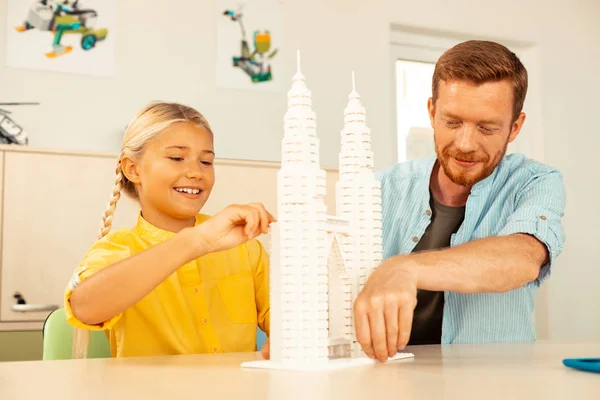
[{"xmin": 121, "ymin": 157, "xmax": 141, "ymax": 184}]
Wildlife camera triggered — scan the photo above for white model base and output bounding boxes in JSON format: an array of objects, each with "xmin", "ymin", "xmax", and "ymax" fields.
[{"xmin": 241, "ymin": 352, "xmax": 415, "ymax": 372}]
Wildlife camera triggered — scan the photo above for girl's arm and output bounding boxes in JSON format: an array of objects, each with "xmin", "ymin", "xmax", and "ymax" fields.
[
  {"xmin": 69, "ymin": 229, "xmax": 203, "ymax": 325},
  {"xmin": 70, "ymin": 203, "xmax": 275, "ymax": 326}
]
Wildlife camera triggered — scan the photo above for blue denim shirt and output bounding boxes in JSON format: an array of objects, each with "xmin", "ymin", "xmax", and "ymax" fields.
[{"xmin": 377, "ymin": 153, "xmax": 566, "ymax": 344}]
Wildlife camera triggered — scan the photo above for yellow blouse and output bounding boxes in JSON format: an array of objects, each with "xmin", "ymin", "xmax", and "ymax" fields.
[{"xmin": 64, "ymin": 214, "xmax": 270, "ymax": 358}]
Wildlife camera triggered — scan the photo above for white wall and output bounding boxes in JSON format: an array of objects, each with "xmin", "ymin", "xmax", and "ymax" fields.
[
  {"xmin": 0, "ymin": 0, "xmax": 394, "ymax": 169},
  {"xmin": 534, "ymin": 1, "xmax": 600, "ymax": 341},
  {"xmin": 1, "ymin": 0, "xmax": 598, "ymax": 340}
]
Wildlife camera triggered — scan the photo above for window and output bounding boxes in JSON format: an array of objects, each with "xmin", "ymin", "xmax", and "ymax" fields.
[{"xmin": 395, "ymin": 60, "xmax": 435, "ymax": 162}]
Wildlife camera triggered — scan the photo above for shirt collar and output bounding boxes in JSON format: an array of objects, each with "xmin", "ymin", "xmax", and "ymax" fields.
[
  {"xmin": 421, "ymin": 156, "xmax": 436, "ymax": 213},
  {"xmin": 133, "ymin": 213, "xmax": 210, "ymax": 242},
  {"xmin": 470, "ymin": 158, "xmax": 502, "ymax": 195}
]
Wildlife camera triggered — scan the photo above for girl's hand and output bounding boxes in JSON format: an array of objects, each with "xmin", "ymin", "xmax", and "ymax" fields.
[
  {"xmin": 261, "ymin": 337, "xmax": 270, "ymax": 360},
  {"xmin": 193, "ymin": 203, "xmax": 276, "ymax": 254}
]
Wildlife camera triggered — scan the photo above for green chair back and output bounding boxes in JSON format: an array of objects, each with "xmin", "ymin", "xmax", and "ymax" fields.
[{"xmin": 42, "ymin": 308, "xmax": 111, "ymax": 360}]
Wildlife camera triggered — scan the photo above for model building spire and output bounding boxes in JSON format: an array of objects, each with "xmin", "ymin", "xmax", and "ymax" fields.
[
  {"xmin": 282, "ymin": 51, "xmax": 319, "ymax": 168},
  {"xmin": 287, "ymin": 50, "xmax": 311, "ymax": 113},
  {"xmin": 340, "ymin": 71, "xmax": 374, "ymax": 173}
]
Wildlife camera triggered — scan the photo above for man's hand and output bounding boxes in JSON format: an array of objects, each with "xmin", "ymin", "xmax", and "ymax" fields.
[
  {"xmin": 353, "ymin": 257, "xmax": 418, "ymax": 363},
  {"xmin": 261, "ymin": 337, "xmax": 270, "ymax": 360}
]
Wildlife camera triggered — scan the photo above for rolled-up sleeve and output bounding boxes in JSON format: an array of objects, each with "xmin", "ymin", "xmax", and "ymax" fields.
[
  {"xmin": 64, "ymin": 236, "xmax": 131, "ymax": 330},
  {"xmin": 497, "ymin": 169, "xmax": 566, "ymax": 284}
]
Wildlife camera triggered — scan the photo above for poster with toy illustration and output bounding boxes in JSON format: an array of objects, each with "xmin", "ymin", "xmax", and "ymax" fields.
[
  {"xmin": 216, "ymin": 0, "xmax": 283, "ymax": 92},
  {"xmin": 5, "ymin": 0, "xmax": 116, "ymax": 77}
]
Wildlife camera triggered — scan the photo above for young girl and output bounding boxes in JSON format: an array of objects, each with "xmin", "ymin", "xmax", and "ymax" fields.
[{"xmin": 64, "ymin": 101, "xmax": 273, "ymax": 359}]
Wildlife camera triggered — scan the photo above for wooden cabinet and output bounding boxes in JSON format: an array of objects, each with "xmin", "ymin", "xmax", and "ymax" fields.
[
  {"xmin": 0, "ymin": 149, "xmax": 139, "ymax": 329},
  {"xmin": 0, "ymin": 146, "xmax": 339, "ymax": 331}
]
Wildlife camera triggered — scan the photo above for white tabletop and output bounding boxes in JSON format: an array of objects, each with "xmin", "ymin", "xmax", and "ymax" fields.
[{"xmin": 1, "ymin": 340, "xmax": 599, "ymax": 399}]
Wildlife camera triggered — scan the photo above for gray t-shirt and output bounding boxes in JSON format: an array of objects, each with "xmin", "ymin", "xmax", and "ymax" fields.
[{"xmin": 407, "ymin": 194, "xmax": 465, "ymax": 345}]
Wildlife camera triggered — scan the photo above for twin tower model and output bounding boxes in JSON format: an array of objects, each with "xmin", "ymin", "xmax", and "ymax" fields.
[{"xmin": 242, "ymin": 53, "xmax": 413, "ymax": 371}]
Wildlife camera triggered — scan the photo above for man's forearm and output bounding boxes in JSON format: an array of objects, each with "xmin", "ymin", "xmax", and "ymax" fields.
[{"xmin": 400, "ymin": 234, "xmax": 548, "ymax": 293}]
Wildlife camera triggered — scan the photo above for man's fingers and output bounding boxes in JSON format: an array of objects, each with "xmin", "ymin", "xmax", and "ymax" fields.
[
  {"xmin": 368, "ymin": 301, "xmax": 388, "ymax": 362},
  {"xmin": 384, "ymin": 303, "xmax": 399, "ymax": 357},
  {"xmin": 353, "ymin": 299, "xmax": 374, "ymax": 359},
  {"xmin": 397, "ymin": 301, "xmax": 415, "ymax": 351}
]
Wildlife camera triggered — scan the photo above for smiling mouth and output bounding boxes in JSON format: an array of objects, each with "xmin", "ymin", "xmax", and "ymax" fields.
[
  {"xmin": 175, "ymin": 188, "xmax": 201, "ymax": 194},
  {"xmin": 453, "ymin": 158, "xmax": 479, "ymax": 167},
  {"xmin": 173, "ymin": 187, "xmax": 203, "ymax": 200}
]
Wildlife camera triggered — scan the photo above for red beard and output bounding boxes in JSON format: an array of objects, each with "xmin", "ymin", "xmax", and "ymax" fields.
[{"xmin": 438, "ymin": 147, "xmax": 496, "ymax": 187}]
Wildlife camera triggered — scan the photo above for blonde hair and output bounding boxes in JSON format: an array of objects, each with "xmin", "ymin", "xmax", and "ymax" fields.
[{"xmin": 72, "ymin": 101, "xmax": 214, "ymax": 359}]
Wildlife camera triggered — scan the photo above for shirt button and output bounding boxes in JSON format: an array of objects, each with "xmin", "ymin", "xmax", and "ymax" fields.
[
  {"xmin": 212, "ymin": 346, "xmax": 219, "ymax": 353},
  {"xmin": 412, "ymin": 236, "xmax": 419, "ymax": 243},
  {"xmin": 193, "ymin": 287, "xmax": 200, "ymax": 294},
  {"xmin": 540, "ymin": 216, "xmax": 547, "ymax": 220},
  {"xmin": 425, "ymin": 210, "xmax": 431, "ymax": 216},
  {"xmin": 202, "ymin": 318, "xmax": 209, "ymax": 325}
]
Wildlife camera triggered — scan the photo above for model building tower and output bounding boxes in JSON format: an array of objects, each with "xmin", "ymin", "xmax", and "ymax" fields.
[
  {"xmin": 269, "ymin": 53, "xmax": 329, "ymax": 365},
  {"xmin": 252, "ymin": 53, "xmax": 411, "ymax": 372},
  {"xmin": 335, "ymin": 73, "xmax": 383, "ymax": 357}
]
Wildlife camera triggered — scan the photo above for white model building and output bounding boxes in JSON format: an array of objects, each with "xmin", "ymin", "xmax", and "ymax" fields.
[{"xmin": 242, "ymin": 53, "xmax": 414, "ymax": 371}]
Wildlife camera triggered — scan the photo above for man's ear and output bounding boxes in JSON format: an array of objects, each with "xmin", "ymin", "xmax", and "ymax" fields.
[
  {"xmin": 508, "ymin": 112, "xmax": 526, "ymax": 143},
  {"xmin": 121, "ymin": 157, "xmax": 141, "ymax": 184},
  {"xmin": 427, "ymin": 97, "xmax": 435, "ymax": 128}
]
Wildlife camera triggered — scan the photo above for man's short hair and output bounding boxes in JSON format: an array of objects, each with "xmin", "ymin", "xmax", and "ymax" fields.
[{"xmin": 432, "ymin": 40, "xmax": 528, "ymax": 122}]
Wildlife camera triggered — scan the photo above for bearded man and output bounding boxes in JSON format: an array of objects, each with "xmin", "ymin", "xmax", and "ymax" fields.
[{"xmin": 354, "ymin": 40, "xmax": 566, "ymax": 362}]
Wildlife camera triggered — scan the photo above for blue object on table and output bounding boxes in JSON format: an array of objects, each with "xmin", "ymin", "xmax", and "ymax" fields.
[{"xmin": 562, "ymin": 358, "xmax": 600, "ymax": 373}]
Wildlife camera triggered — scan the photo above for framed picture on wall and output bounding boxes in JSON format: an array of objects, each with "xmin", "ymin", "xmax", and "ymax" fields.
[
  {"xmin": 4, "ymin": 0, "xmax": 116, "ymax": 77},
  {"xmin": 216, "ymin": 0, "xmax": 284, "ymax": 92}
]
